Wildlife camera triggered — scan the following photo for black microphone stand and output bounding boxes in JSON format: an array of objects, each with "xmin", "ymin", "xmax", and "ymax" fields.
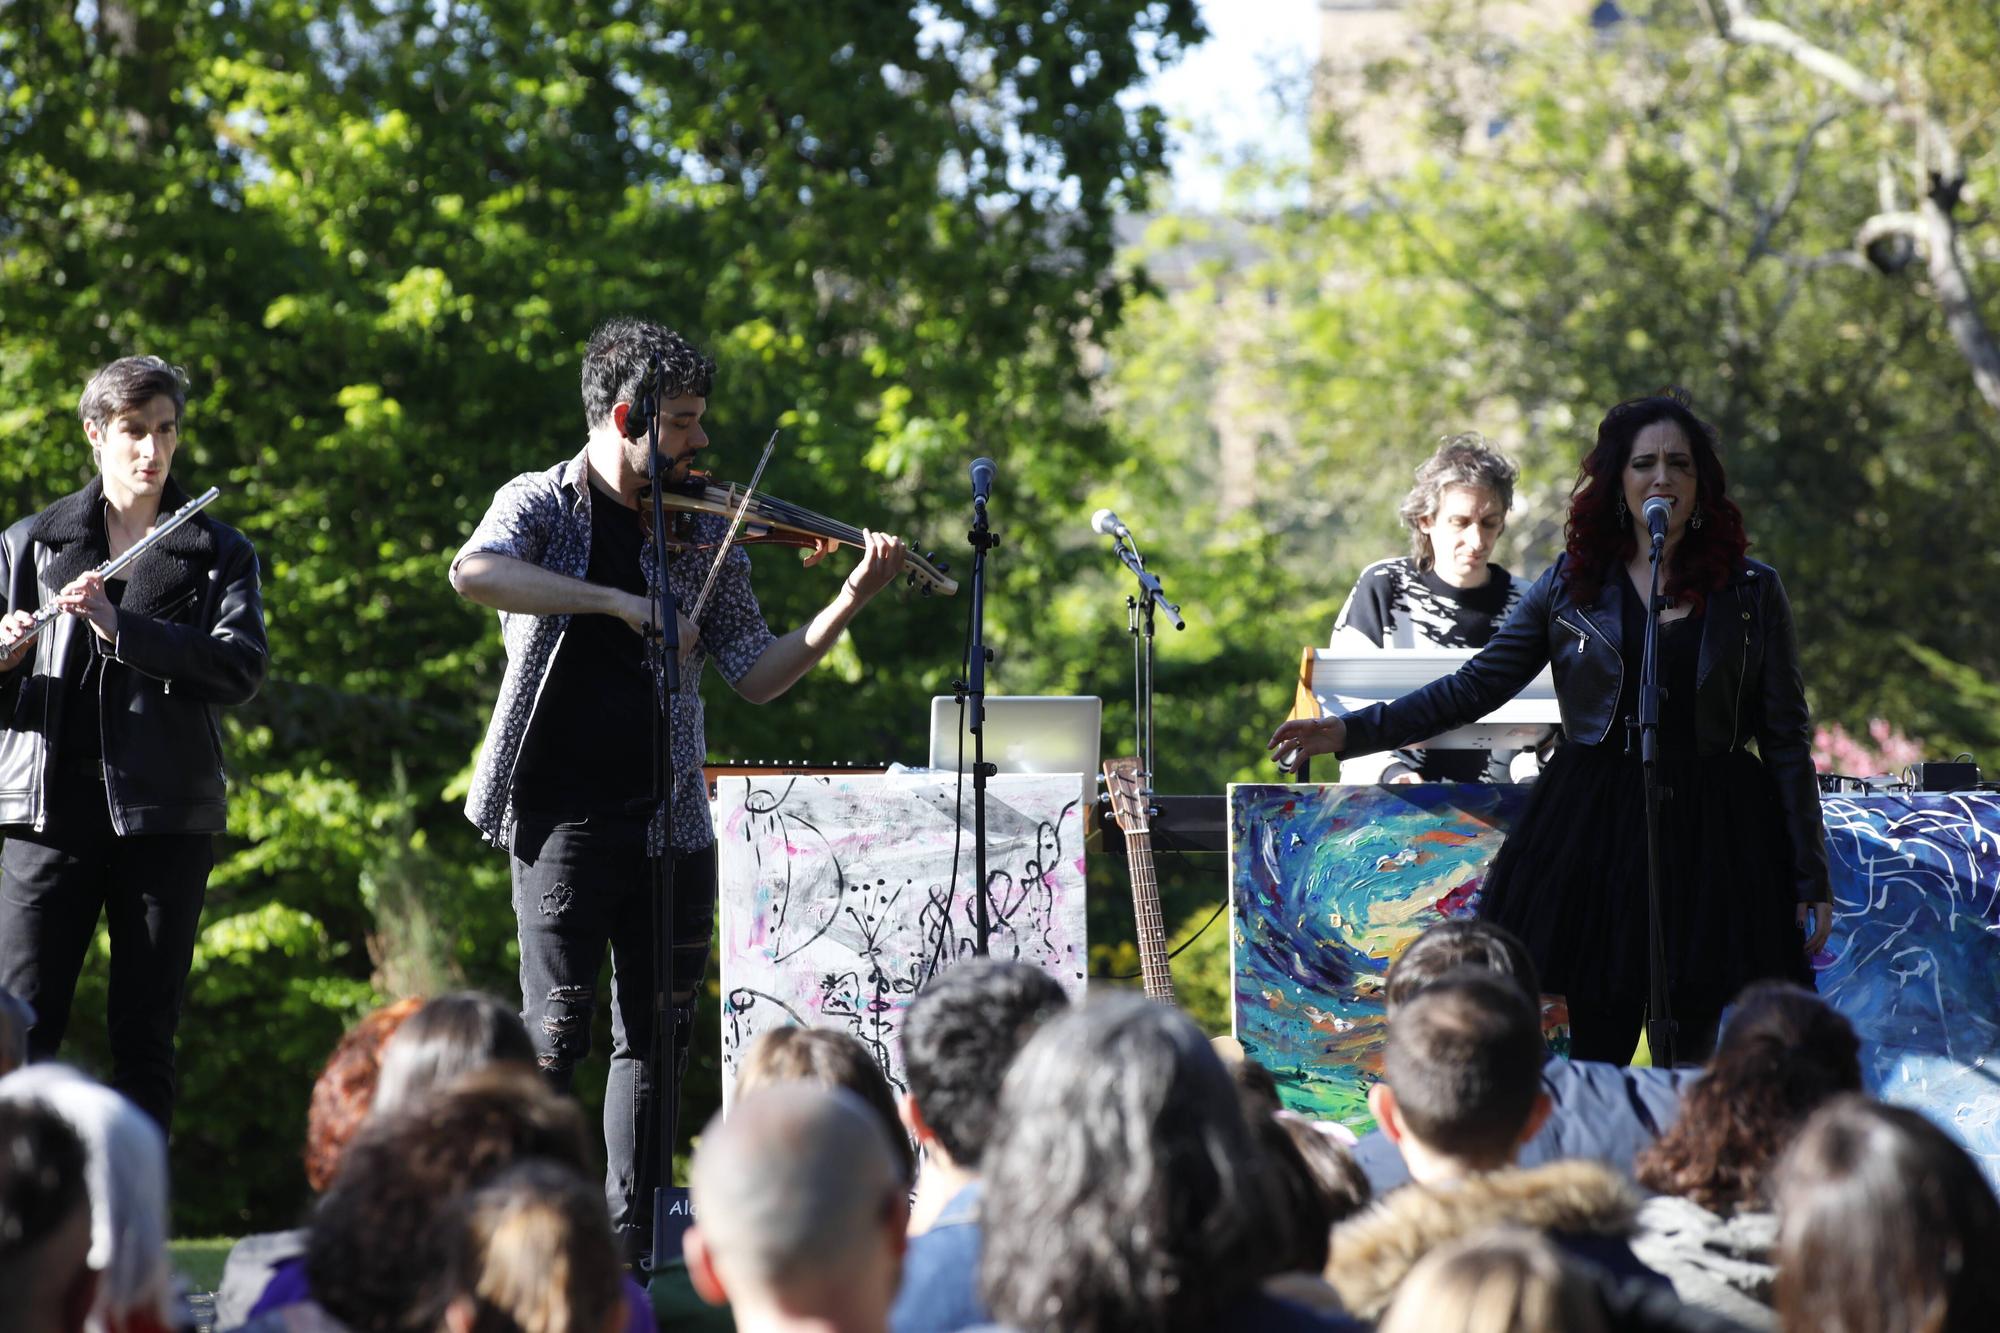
[
  {"xmin": 1639, "ymin": 516, "xmax": 1677, "ymax": 1069},
  {"xmin": 633, "ymin": 353, "xmax": 688, "ymax": 1273},
  {"xmin": 1109, "ymin": 527, "xmax": 1183, "ymax": 803},
  {"xmin": 961, "ymin": 476, "xmax": 999, "ymax": 955}
]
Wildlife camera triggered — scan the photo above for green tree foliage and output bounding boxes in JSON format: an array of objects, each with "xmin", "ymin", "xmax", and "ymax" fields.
[
  {"xmin": 1, "ymin": 0, "xmax": 1201, "ymax": 1232},
  {"xmin": 1103, "ymin": 0, "xmax": 2000, "ymax": 776}
]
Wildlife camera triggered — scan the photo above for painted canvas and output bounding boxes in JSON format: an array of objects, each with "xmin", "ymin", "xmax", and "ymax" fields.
[
  {"xmin": 1818, "ymin": 793, "xmax": 2000, "ymax": 1188},
  {"xmin": 1231, "ymin": 784, "xmax": 2000, "ymax": 1186},
  {"xmin": 1229, "ymin": 782, "xmax": 1530, "ymax": 1129},
  {"xmin": 714, "ymin": 771, "xmax": 1089, "ymax": 1103}
]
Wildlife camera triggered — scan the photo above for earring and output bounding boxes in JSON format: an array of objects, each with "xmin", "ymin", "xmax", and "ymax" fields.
[
  {"xmin": 1690, "ymin": 505, "xmax": 1705, "ymax": 531},
  {"xmin": 1614, "ymin": 496, "xmax": 1628, "ymax": 522}
]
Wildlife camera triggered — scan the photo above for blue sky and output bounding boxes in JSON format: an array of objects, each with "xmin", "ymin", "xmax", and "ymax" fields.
[{"xmin": 1139, "ymin": 0, "xmax": 1319, "ymax": 211}]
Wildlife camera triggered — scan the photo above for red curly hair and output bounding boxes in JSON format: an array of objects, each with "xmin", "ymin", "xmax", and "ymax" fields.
[
  {"xmin": 1636, "ymin": 982, "xmax": 1860, "ymax": 1213},
  {"xmin": 304, "ymin": 995, "xmax": 425, "ymax": 1192},
  {"xmin": 1562, "ymin": 390, "xmax": 1749, "ymax": 614}
]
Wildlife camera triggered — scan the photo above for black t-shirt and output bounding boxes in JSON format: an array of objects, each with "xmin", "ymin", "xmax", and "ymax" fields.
[
  {"xmin": 1332, "ymin": 557, "xmax": 1523, "ymax": 782},
  {"xmin": 510, "ymin": 490, "xmax": 657, "ymax": 819},
  {"xmin": 57, "ymin": 578, "xmax": 127, "ymax": 778}
]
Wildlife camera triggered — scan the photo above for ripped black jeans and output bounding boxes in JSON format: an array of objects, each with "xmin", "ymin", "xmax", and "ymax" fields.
[{"xmin": 509, "ymin": 812, "xmax": 716, "ymax": 1247}]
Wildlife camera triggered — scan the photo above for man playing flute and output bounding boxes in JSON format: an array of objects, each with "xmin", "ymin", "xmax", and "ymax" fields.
[{"xmin": 0, "ymin": 355, "xmax": 269, "ymax": 1133}]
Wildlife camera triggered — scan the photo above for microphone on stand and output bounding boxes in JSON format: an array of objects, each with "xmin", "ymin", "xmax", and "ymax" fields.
[
  {"xmin": 1643, "ymin": 496, "xmax": 1672, "ymax": 548},
  {"xmin": 970, "ymin": 457, "xmax": 996, "ymax": 511},
  {"xmin": 1090, "ymin": 508, "xmax": 1131, "ymax": 540},
  {"xmin": 621, "ymin": 362, "xmax": 662, "ymax": 442}
]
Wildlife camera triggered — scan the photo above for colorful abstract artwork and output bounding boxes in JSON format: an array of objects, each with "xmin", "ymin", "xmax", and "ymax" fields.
[
  {"xmin": 1231, "ymin": 785, "xmax": 2000, "ymax": 1186},
  {"xmin": 1229, "ymin": 782, "xmax": 1530, "ymax": 1129},
  {"xmin": 714, "ymin": 772, "xmax": 1089, "ymax": 1104},
  {"xmin": 1818, "ymin": 793, "xmax": 2000, "ymax": 1188}
]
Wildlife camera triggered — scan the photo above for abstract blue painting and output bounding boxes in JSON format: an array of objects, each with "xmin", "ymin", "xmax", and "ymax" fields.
[
  {"xmin": 1817, "ymin": 793, "xmax": 2000, "ymax": 1188},
  {"xmin": 1231, "ymin": 785, "xmax": 2000, "ymax": 1188}
]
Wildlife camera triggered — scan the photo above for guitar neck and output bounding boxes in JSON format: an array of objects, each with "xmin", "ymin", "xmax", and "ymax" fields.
[{"xmin": 1124, "ymin": 829, "xmax": 1175, "ymax": 1005}]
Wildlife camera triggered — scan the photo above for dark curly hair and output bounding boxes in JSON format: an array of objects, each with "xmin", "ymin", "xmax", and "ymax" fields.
[
  {"xmin": 900, "ymin": 960, "xmax": 1068, "ymax": 1170},
  {"xmin": 1636, "ymin": 982, "xmax": 1860, "ymax": 1214},
  {"xmin": 305, "ymin": 1065, "xmax": 593, "ymax": 1333},
  {"xmin": 580, "ymin": 316, "xmax": 714, "ymax": 430},
  {"xmin": 1562, "ymin": 389, "xmax": 1748, "ymax": 613},
  {"xmin": 979, "ymin": 996, "xmax": 1286, "ymax": 1333}
]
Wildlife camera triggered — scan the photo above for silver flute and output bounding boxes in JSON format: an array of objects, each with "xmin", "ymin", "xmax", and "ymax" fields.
[{"xmin": 9, "ymin": 485, "xmax": 222, "ymax": 648}]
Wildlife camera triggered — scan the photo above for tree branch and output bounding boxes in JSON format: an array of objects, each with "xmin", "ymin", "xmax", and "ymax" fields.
[{"xmin": 1716, "ymin": 0, "xmax": 2000, "ymax": 416}]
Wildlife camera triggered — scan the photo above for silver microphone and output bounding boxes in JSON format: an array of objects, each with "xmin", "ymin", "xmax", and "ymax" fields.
[
  {"xmin": 1642, "ymin": 496, "xmax": 1672, "ymax": 546},
  {"xmin": 1090, "ymin": 508, "xmax": 1130, "ymax": 539}
]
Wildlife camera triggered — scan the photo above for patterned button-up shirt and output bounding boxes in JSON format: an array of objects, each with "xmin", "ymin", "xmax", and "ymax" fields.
[{"xmin": 456, "ymin": 450, "xmax": 775, "ymax": 853}]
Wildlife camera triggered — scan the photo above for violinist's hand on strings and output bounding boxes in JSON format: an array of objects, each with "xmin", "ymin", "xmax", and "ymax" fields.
[{"xmin": 840, "ymin": 531, "xmax": 907, "ymax": 602}]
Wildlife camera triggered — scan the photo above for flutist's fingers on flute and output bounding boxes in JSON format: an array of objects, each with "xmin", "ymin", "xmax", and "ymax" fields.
[
  {"xmin": 0, "ymin": 610, "xmax": 34, "ymax": 670},
  {"xmin": 55, "ymin": 572, "xmax": 117, "ymax": 642}
]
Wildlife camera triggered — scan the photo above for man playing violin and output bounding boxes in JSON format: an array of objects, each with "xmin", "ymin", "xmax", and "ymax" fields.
[
  {"xmin": 449, "ymin": 316, "xmax": 906, "ymax": 1262},
  {"xmin": 0, "ymin": 355, "xmax": 268, "ymax": 1135}
]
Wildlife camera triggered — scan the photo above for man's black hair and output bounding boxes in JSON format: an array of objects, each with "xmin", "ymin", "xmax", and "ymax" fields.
[
  {"xmin": 1384, "ymin": 969, "xmax": 1545, "ymax": 1163},
  {"xmin": 580, "ymin": 317, "xmax": 715, "ymax": 430},
  {"xmin": 900, "ymin": 960, "xmax": 1067, "ymax": 1169}
]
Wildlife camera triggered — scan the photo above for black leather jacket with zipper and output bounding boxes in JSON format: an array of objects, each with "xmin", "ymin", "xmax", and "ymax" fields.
[
  {"xmin": 0, "ymin": 478, "xmax": 267, "ymax": 836},
  {"xmin": 1338, "ymin": 555, "xmax": 1830, "ymax": 903}
]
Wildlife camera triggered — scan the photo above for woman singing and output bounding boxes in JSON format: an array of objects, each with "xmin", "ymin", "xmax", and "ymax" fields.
[{"xmin": 1269, "ymin": 391, "xmax": 1832, "ymax": 1064}]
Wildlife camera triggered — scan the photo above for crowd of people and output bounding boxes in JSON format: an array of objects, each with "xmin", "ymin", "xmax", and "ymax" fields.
[
  {"xmin": 0, "ymin": 351, "xmax": 1993, "ymax": 1333},
  {"xmin": 4, "ymin": 930, "xmax": 1998, "ymax": 1333}
]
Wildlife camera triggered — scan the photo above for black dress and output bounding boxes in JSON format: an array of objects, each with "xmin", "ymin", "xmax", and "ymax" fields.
[{"xmin": 1477, "ymin": 573, "xmax": 1810, "ymax": 1057}]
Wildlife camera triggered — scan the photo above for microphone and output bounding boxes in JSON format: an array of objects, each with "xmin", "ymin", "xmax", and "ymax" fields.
[
  {"xmin": 1642, "ymin": 496, "xmax": 1672, "ymax": 546},
  {"xmin": 970, "ymin": 457, "xmax": 996, "ymax": 509},
  {"xmin": 1090, "ymin": 508, "xmax": 1130, "ymax": 540},
  {"xmin": 621, "ymin": 361, "xmax": 660, "ymax": 441}
]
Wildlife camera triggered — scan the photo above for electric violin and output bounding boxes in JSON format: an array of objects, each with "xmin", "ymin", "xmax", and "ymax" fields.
[{"xmin": 646, "ymin": 471, "xmax": 958, "ymax": 596}]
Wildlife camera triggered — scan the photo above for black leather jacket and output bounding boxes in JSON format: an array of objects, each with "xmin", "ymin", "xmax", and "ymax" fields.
[
  {"xmin": 0, "ymin": 478, "xmax": 267, "ymax": 836},
  {"xmin": 1339, "ymin": 555, "xmax": 1830, "ymax": 903}
]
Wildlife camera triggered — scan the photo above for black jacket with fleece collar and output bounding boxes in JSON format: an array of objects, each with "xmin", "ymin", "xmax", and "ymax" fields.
[{"xmin": 0, "ymin": 476, "xmax": 266, "ymax": 835}]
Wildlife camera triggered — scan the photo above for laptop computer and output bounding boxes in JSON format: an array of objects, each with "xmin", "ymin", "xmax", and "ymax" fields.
[{"xmin": 927, "ymin": 695, "xmax": 1103, "ymax": 780}]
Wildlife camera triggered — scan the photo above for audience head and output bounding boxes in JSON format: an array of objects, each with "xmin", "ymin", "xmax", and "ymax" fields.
[
  {"xmin": 979, "ymin": 994, "xmax": 1285, "ymax": 1333},
  {"xmin": 305, "ymin": 996, "xmax": 423, "ymax": 1192},
  {"xmin": 435, "ymin": 1160, "xmax": 624, "ymax": 1333},
  {"xmin": 0, "ymin": 1065, "xmax": 172, "ymax": 1333},
  {"xmin": 899, "ymin": 960, "xmax": 1067, "ymax": 1171},
  {"xmin": 1385, "ymin": 918, "xmax": 1540, "ymax": 1015},
  {"xmin": 0, "ymin": 1098, "xmax": 97, "ymax": 1333},
  {"xmin": 1226, "ymin": 1056, "xmax": 1369, "ymax": 1274},
  {"xmin": 372, "ymin": 992, "xmax": 537, "ymax": 1120},
  {"xmin": 685, "ymin": 1084, "xmax": 907, "ymax": 1330},
  {"xmin": 306, "ymin": 1064, "xmax": 593, "ymax": 1333},
  {"xmin": 735, "ymin": 1026, "xmax": 914, "ymax": 1185},
  {"xmin": 1636, "ymin": 982, "xmax": 1860, "ymax": 1213},
  {"xmin": 0, "ymin": 988, "xmax": 32, "ymax": 1078},
  {"xmin": 1377, "ymin": 1226, "xmax": 1607, "ymax": 1333},
  {"xmin": 1370, "ymin": 971, "xmax": 1551, "ymax": 1176},
  {"xmin": 1773, "ymin": 1096, "xmax": 2000, "ymax": 1333},
  {"xmin": 1279, "ymin": 1112, "xmax": 1372, "ymax": 1228}
]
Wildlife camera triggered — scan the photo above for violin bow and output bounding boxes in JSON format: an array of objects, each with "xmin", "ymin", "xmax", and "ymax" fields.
[{"xmin": 688, "ymin": 428, "xmax": 779, "ymax": 624}]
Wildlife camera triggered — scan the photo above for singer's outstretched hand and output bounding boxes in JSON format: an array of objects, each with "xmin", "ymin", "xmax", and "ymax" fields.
[{"xmin": 1267, "ymin": 715, "xmax": 1345, "ymax": 772}]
